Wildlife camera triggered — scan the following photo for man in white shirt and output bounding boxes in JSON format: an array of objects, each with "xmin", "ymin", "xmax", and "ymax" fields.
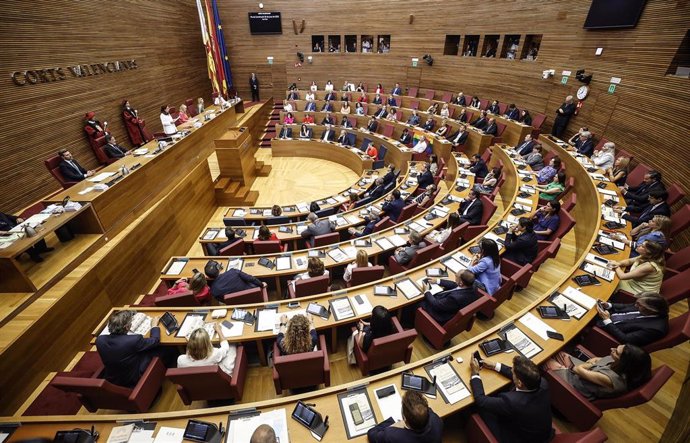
[
  {"xmin": 283, "ymin": 102, "xmax": 293, "ymax": 113},
  {"xmin": 592, "ymin": 142, "xmax": 616, "ymax": 170},
  {"xmin": 412, "ymin": 137, "xmax": 429, "ymax": 154}
]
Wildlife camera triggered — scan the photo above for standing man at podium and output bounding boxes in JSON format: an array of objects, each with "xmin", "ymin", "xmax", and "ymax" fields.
[{"xmin": 250, "ymin": 73, "xmax": 260, "ymax": 102}]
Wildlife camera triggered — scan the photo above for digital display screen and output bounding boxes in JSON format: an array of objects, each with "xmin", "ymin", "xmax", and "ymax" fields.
[
  {"xmin": 584, "ymin": 0, "xmax": 647, "ymax": 29},
  {"xmin": 184, "ymin": 421, "xmax": 210, "ymax": 441},
  {"xmin": 293, "ymin": 402, "xmax": 316, "ymax": 426},
  {"xmin": 248, "ymin": 12, "xmax": 282, "ymax": 35},
  {"xmin": 402, "ymin": 373, "xmax": 424, "ymax": 390}
]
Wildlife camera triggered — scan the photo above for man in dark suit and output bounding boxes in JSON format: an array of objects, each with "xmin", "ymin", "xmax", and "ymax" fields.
[
  {"xmin": 502, "ymin": 218, "xmax": 538, "ymax": 265},
  {"xmin": 287, "ymin": 90, "xmax": 298, "ymax": 101},
  {"xmin": 400, "ymin": 129, "xmax": 413, "ymax": 144},
  {"xmin": 207, "ymin": 227, "xmax": 239, "ymax": 256},
  {"xmin": 367, "ymin": 390, "xmax": 443, "ymax": 443},
  {"xmin": 394, "ymin": 231, "xmax": 426, "ymax": 265},
  {"xmin": 57, "ymin": 148, "xmax": 94, "ymax": 182},
  {"xmin": 324, "ymin": 91, "xmax": 336, "ymax": 101},
  {"xmin": 505, "ymin": 104, "xmax": 520, "ymax": 120},
  {"xmin": 620, "ymin": 190, "xmax": 671, "ymax": 228},
  {"xmin": 422, "ymin": 118, "xmax": 435, "ymax": 131},
  {"xmin": 278, "ymin": 125, "xmax": 293, "ymax": 139},
  {"xmin": 366, "ymin": 117, "xmax": 378, "ymax": 132},
  {"xmin": 374, "ymin": 106, "xmax": 388, "ymax": 119},
  {"xmin": 421, "ymin": 270, "xmax": 478, "ymax": 325},
  {"xmin": 470, "ymin": 355, "xmax": 553, "ymax": 443},
  {"xmin": 0, "ymin": 211, "xmax": 54, "ymax": 262},
  {"xmin": 321, "ymin": 100, "xmax": 334, "ymax": 112},
  {"xmin": 372, "ymin": 94, "xmax": 383, "ymax": 105},
  {"xmin": 571, "ymin": 131, "xmax": 594, "ymax": 157},
  {"xmin": 348, "ymin": 214, "xmax": 379, "ymax": 238},
  {"xmin": 340, "ymin": 116, "xmax": 353, "ymax": 128},
  {"xmin": 469, "ymin": 154, "xmax": 489, "ymax": 178},
  {"xmin": 488, "ymin": 100, "xmax": 500, "ymax": 114},
  {"xmin": 515, "ymin": 134, "xmax": 536, "ymax": 156},
  {"xmin": 407, "ymin": 111, "xmax": 421, "ymax": 126},
  {"xmin": 387, "ymin": 96, "xmax": 397, "ymax": 106},
  {"xmin": 458, "ymin": 189, "xmax": 484, "ymax": 226},
  {"xmin": 321, "ymin": 113, "xmax": 334, "ymax": 126},
  {"xmin": 366, "ymin": 178, "xmax": 387, "ymax": 199},
  {"xmin": 454, "ymin": 92, "xmax": 467, "ymax": 106},
  {"xmin": 381, "ymin": 189, "xmax": 405, "ymax": 222},
  {"xmin": 471, "ymin": 111, "xmax": 489, "ymax": 130},
  {"xmin": 417, "ymin": 163, "xmax": 434, "ymax": 189},
  {"xmin": 484, "ymin": 118, "xmax": 498, "ymax": 136},
  {"xmin": 382, "ymin": 165, "xmax": 397, "ymax": 185},
  {"xmin": 336, "ymin": 130, "xmax": 351, "ymax": 146},
  {"xmin": 305, "ymin": 99, "xmax": 317, "ymax": 112},
  {"xmin": 622, "ymin": 170, "xmax": 665, "ymax": 205},
  {"xmin": 320, "ymin": 126, "xmax": 336, "ymax": 142},
  {"xmin": 300, "ymin": 212, "xmax": 334, "ymax": 245},
  {"xmin": 208, "ymin": 264, "xmax": 265, "ymax": 302},
  {"xmin": 595, "ymin": 293, "xmax": 669, "ymax": 347},
  {"xmin": 103, "ymin": 134, "xmax": 128, "ymax": 159},
  {"xmin": 249, "ymin": 73, "xmax": 260, "ymax": 101},
  {"xmin": 95, "ymin": 310, "xmax": 162, "ymax": 388},
  {"xmin": 551, "ymin": 95, "xmax": 575, "ymax": 137},
  {"xmin": 448, "ymin": 125, "xmax": 469, "ymax": 147},
  {"xmin": 391, "ymin": 83, "xmax": 403, "ymax": 96}
]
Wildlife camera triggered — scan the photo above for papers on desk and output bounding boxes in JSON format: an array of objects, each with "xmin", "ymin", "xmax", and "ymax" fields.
[
  {"xmin": 232, "ymin": 209, "xmax": 246, "ymax": 217},
  {"xmin": 374, "ymin": 384, "xmax": 403, "ymax": 421},
  {"xmin": 256, "ymin": 308, "xmax": 278, "ymax": 332},
  {"xmin": 590, "ymin": 173, "xmax": 609, "ymax": 181},
  {"xmin": 503, "ymin": 324, "xmax": 542, "ymax": 358},
  {"xmin": 599, "ymin": 232, "xmax": 625, "ymax": 250},
  {"xmin": 345, "ymin": 214, "xmax": 361, "ymax": 224},
  {"xmin": 152, "ymin": 426, "xmax": 184, "ymax": 443},
  {"xmin": 549, "ymin": 292, "xmax": 587, "ymax": 320},
  {"xmin": 388, "ymin": 234, "xmax": 407, "ymax": 247},
  {"xmin": 276, "ymin": 256, "xmax": 292, "ymax": 271},
  {"xmin": 203, "ymin": 229, "xmax": 220, "ymax": 240},
  {"xmin": 483, "ymin": 232, "xmax": 505, "ymax": 251},
  {"xmin": 164, "ymin": 258, "xmax": 188, "ymax": 275},
  {"xmin": 330, "ymin": 297, "xmax": 355, "ymax": 320},
  {"xmin": 375, "ymin": 237, "xmax": 395, "ymax": 250},
  {"xmin": 296, "ymin": 224, "xmax": 308, "ymax": 234},
  {"xmin": 516, "ymin": 196, "xmax": 533, "ymax": 206},
  {"xmin": 408, "ymin": 221, "xmax": 427, "ymax": 233},
  {"xmin": 395, "ymin": 278, "xmax": 422, "ymax": 299},
  {"xmin": 328, "ymin": 247, "xmax": 349, "ymax": 263},
  {"xmin": 441, "ymin": 257, "xmax": 465, "ymax": 275},
  {"xmin": 581, "ymin": 262, "xmax": 615, "ymax": 282},
  {"xmin": 427, "ymin": 362, "xmax": 471, "ymax": 404},
  {"xmin": 598, "ymin": 188, "xmax": 617, "ymax": 196},
  {"xmin": 176, "ymin": 313, "xmax": 214, "ymax": 340},
  {"xmin": 228, "ymin": 409, "xmax": 290, "ymax": 443},
  {"xmin": 132, "ymin": 147, "xmax": 149, "ymax": 155},
  {"xmin": 107, "ymin": 424, "xmax": 135, "ymax": 443},
  {"xmin": 221, "ymin": 321, "xmax": 244, "ymax": 338},
  {"xmin": 263, "ymin": 209, "xmax": 273, "ymax": 216},
  {"xmin": 562, "ymin": 286, "xmax": 597, "ymax": 309},
  {"xmin": 294, "ymin": 256, "xmax": 308, "ymax": 270},
  {"xmin": 351, "ymin": 294, "xmax": 373, "ymax": 316},
  {"xmin": 519, "ymin": 185, "xmax": 536, "ymax": 194},
  {"xmin": 88, "ymin": 172, "xmax": 117, "ymax": 183},
  {"xmin": 296, "ymin": 202, "xmax": 310, "ymax": 212},
  {"xmin": 343, "ymin": 245, "xmax": 358, "ymax": 259},
  {"xmin": 338, "ymin": 389, "xmax": 377, "ymax": 438},
  {"xmin": 228, "ymin": 258, "xmax": 244, "ymax": 271},
  {"xmin": 519, "ymin": 312, "xmax": 556, "ymax": 341}
]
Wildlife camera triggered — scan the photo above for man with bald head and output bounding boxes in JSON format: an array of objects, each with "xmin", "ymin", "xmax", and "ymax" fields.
[
  {"xmin": 250, "ymin": 424, "xmax": 277, "ymax": 443},
  {"xmin": 551, "ymin": 95, "xmax": 575, "ymax": 137}
]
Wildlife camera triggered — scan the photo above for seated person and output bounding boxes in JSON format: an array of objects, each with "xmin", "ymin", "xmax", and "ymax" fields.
[
  {"xmin": 372, "ymin": 91, "xmax": 383, "ymax": 103},
  {"xmin": 299, "ymin": 123, "xmax": 313, "ymax": 139},
  {"xmin": 305, "ymin": 90, "xmax": 315, "ymax": 101},
  {"xmin": 250, "ymin": 424, "xmax": 277, "ymax": 443},
  {"xmin": 341, "ymin": 115, "xmax": 353, "ymax": 128},
  {"xmin": 613, "ymin": 215, "xmax": 670, "ymax": 257},
  {"xmin": 610, "ymin": 240, "xmax": 665, "ymax": 294},
  {"xmin": 504, "ymin": 103, "xmax": 519, "ymax": 120},
  {"xmin": 537, "ymin": 170, "xmax": 566, "ymax": 201},
  {"xmin": 391, "ymin": 83, "xmax": 402, "ymax": 96},
  {"xmin": 374, "ymin": 105, "xmax": 388, "ymax": 119},
  {"xmin": 382, "ymin": 164, "xmax": 397, "ymax": 185},
  {"xmin": 283, "ymin": 101, "xmax": 294, "ymax": 113},
  {"xmin": 454, "ymin": 92, "xmax": 467, "ymax": 105},
  {"xmin": 381, "ymin": 189, "xmax": 405, "ymax": 221},
  {"xmin": 458, "ymin": 189, "xmax": 484, "ymax": 226},
  {"xmin": 621, "ymin": 170, "xmax": 665, "ymax": 206},
  {"xmin": 367, "ymin": 390, "xmax": 443, "ymax": 443},
  {"xmin": 355, "ymin": 102, "xmax": 365, "ymax": 115},
  {"xmin": 439, "ymin": 103, "xmax": 450, "ymax": 118},
  {"xmin": 426, "ymin": 212, "xmax": 461, "ymax": 244},
  {"xmin": 351, "ymin": 305, "xmax": 393, "ymax": 354},
  {"xmin": 516, "ymin": 134, "xmax": 536, "ymax": 156},
  {"xmin": 95, "ymin": 310, "xmax": 162, "ymax": 388},
  {"xmin": 103, "ymin": 134, "xmax": 129, "ymax": 158},
  {"xmin": 422, "ymin": 118, "xmax": 435, "ymax": 131},
  {"xmin": 321, "ymin": 113, "xmax": 334, "ymax": 126},
  {"xmin": 544, "ymin": 344, "xmax": 651, "ymax": 401},
  {"xmin": 393, "ymin": 231, "xmax": 426, "ymax": 265},
  {"xmin": 470, "ymin": 355, "xmax": 553, "ymax": 443},
  {"xmin": 616, "ymin": 189, "xmax": 670, "ymax": 228},
  {"xmin": 417, "ymin": 163, "xmax": 434, "ymax": 188},
  {"xmin": 595, "ymin": 292, "xmax": 669, "ymax": 347},
  {"xmin": 207, "ymin": 261, "xmax": 265, "ymax": 302},
  {"xmin": 532, "ymin": 201, "xmax": 561, "ymax": 240},
  {"xmin": 435, "ymin": 119, "xmax": 449, "ymax": 136},
  {"xmin": 448, "ymin": 124, "xmax": 469, "ymax": 147},
  {"xmin": 366, "ymin": 117, "xmax": 378, "ymax": 132},
  {"xmin": 387, "ymin": 95, "xmax": 397, "ymax": 106},
  {"xmin": 569, "ymin": 131, "xmax": 594, "ymax": 157},
  {"xmin": 412, "ymin": 184, "xmax": 436, "ymax": 207},
  {"xmin": 483, "ymin": 118, "xmax": 498, "ymax": 136},
  {"xmin": 57, "ymin": 148, "xmax": 95, "ymax": 182},
  {"xmin": 428, "ymin": 154, "xmax": 439, "ymax": 175},
  {"xmin": 366, "ymin": 178, "xmax": 386, "ymax": 199},
  {"xmin": 365, "ymin": 141, "xmax": 378, "ymax": 159},
  {"xmin": 606, "ymin": 156, "xmax": 630, "ymax": 187},
  {"xmin": 519, "ymin": 109, "xmax": 533, "ymax": 126},
  {"xmin": 468, "ymin": 238, "xmax": 501, "ymax": 295},
  {"xmin": 177, "ymin": 324, "xmax": 237, "ymax": 375},
  {"xmin": 166, "ymin": 272, "xmax": 211, "ymax": 304},
  {"xmin": 278, "ymin": 125, "xmax": 293, "ymax": 139},
  {"xmin": 474, "ymin": 166, "xmax": 502, "ymax": 194},
  {"xmin": 536, "ymin": 156, "xmax": 561, "ymax": 185},
  {"xmin": 502, "ymin": 217, "xmax": 538, "ymax": 266},
  {"xmin": 207, "ymin": 227, "xmax": 239, "ymax": 256},
  {"xmin": 0, "ymin": 211, "xmax": 54, "ymax": 262},
  {"xmin": 470, "ymin": 96, "xmax": 480, "ymax": 108},
  {"xmin": 339, "ymin": 192, "xmax": 359, "ymax": 212},
  {"xmin": 469, "ymin": 154, "xmax": 489, "ymax": 178},
  {"xmin": 300, "ymin": 212, "xmax": 334, "ymax": 244},
  {"xmin": 302, "ymin": 113, "xmax": 315, "ymax": 124},
  {"xmin": 567, "ymin": 126, "xmax": 588, "ymax": 145},
  {"xmin": 257, "ymin": 224, "xmax": 280, "ymax": 242},
  {"xmin": 343, "ymin": 249, "xmax": 373, "ymax": 283},
  {"xmin": 321, "ymin": 100, "xmax": 333, "ymax": 112},
  {"xmin": 412, "ymin": 136, "xmax": 431, "ymax": 154},
  {"xmin": 386, "ymin": 107, "xmax": 398, "ymax": 121},
  {"xmin": 407, "ymin": 110, "xmax": 421, "ymax": 126},
  {"xmin": 592, "ymin": 141, "xmax": 616, "ymax": 170},
  {"xmin": 304, "ymin": 98, "xmax": 316, "ymax": 112},
  {"xmin": 337, "ymin": 130, "xmax": 353, "ymax": 146},
  {"xmin": 348, "ymin": 214, "xmax": 380, "ymax": 238},
  {"xmin": 357, "ymin": 91, "xmax": 367, "ymax": 102},
  {"xmin": 276, "ymin": 313, "xmax": 317, "ymax": 354},
  {"xmin": 283, "ymin": 112, "xmax": 295, "ymax": 124},
  {"xmin": 523, "ymin": 143, "xmax": 545, "ymax": 170},
  {"xmin": 400, "ymin": 127, "xmax": 412, "ymax": 144},
  {"xmin": 422, "ymin": 270, "xmax": 478, "ymax": 325},
  {"xmin": 487, "ymin": 100, "xmax": 500, "ymax": 114},
  {"xmin": 320, "ymin": 124, "xmax": 336, "ymax": 142},
  {"xmin": 271, "ymin": 205, "xmax": 282, "ymax": 217},
  {"xmin": 340, "ymin": 101, "xmax": 351, "ymax": 114},
  {"xmin": 289, "ymin": 257, "xmax": 329, "ymax": 291},
  {"xmin": 426, "ymin": 103, "xmax": 439, "ymax": 115},
  {"xmin": 471, "ymin": 110, "xmax": 489, "ymax": 130}
]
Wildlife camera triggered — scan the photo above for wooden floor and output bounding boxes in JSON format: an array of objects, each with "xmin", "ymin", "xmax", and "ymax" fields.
[{"xmin": 67, "ymin": 149, "xmax": 689, "ymax": 442}]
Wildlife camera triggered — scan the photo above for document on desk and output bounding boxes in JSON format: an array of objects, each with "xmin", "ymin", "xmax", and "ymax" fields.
[
  {"xmin": 152, "ymin": 426, "xmax": 184, "ymax": 443},
  {"xmin": 270, "ymin": 309, "xmax": 306, "ymax": 334},
  {"xmin": 232, "ymin": 209, "xmax": 246, "ymax": 217},
  {"xmin": 220, "ymin": 321, "xmax": 244, "ymax": 338},
  {"xmin": 275, "ymin": 256, "xmax": 291, "ymax": 271},
  {"xmin": 504, "ymin": 324, "xmax": 541, "ymax": 358},
  {"xmin": 296, "ymin": 202, "xmax": 310, "ymax": 212},
  {"xmin": 519, "ymin": 312, "xmax": 556, "ymax": 341},
  {"xmin": 256, "ymin": 308, "xmax": 278, "ymax": 332},
  {"xmin": 375, "ymin": 237, "xmax": 394, "ymax": 250},
  {"xmin": 88, "ymin": 172, "xmax": 117, "ymax": 183},
  {"xmin": 202, "ymin": 229, "xmax": 219, "ymax": 240},
  {"xmin": 396, "ymin": 278, "xmax": 422, "ymax": 299},
  {"xmin": 598, "ymin": 188, "xmax": 617, "ymax": 196},
  {"xmin": 345, "ymin": 214, "xmax": 361, "ymax": 224},
  {"xmin": 294, "ymin": 256, "xmax": 308, "ymax": 270},
  {"xmin": 388, "ymin": 234, "xmax": 407, "ymax": 247},
  {"xmin": 549, "ymin": 292, "xmax": 587, "ymax": 320},
  {"xmin": 581, "ymin": 262, "xmax": 614, "ymax": 282},
  {"xmin": 441, "ymin": 257, "xmax": 466, "ymax": 274},
  {"xmin": 328, "ymin": 247, "xmax": 349, "ymax": 263},
  {"xmin": 519, "ymin": 185, "xmax": 536, "ymax": 194},
  {"xmin": 164, "ymin": 259, "xmax": 187, "ymax": 275},
  {"xmin": 330, "ymin": 297, "xmax": 355, "ymax": 320},
  {"xmin": 408, "ymin": 222, "xmax": 426, "ymax": 233},
  {"xmin": 563, "ymin": 286, "xmax": 597, "ymax": 309},
  {"xmin": 599, "ymin": 234, "xmax": 625, "ymax": 250},
  {"xmin": 228, "ymin": 409, "xmax": 290, "ymax": 443},
  {"xmin": 516, "ymin": 197, "xmax": 533, "ymax": 206},
  {"xmin": 338, "ymin": 389, "xmax": 377, "ymax": 438},
  {"xmin": 374, "ymin": 384, "xmax": 403, "ymax": 421},
  {"xmin": 227, "ymin": 258, "xmax": 243, "ymax": 271},
  {"xmin": 351, "ymin": 294, "xmax": 373, "ymax": 316},
  {"xmin": 427, "ymin": 362, "xmax": 471, "ymax": 404}
]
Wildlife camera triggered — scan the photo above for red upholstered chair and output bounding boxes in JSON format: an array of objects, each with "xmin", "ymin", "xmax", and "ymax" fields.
[
  {"xmin": 441, "ymin": 92, "xmax": 452, "ymax": 103},
  {"xmin": 349, "ymin": 265, "xmax": 385, "ymax": 287},
  {"xmin": 408, "ymin": 87, "xmax": 418, "ymax": 98},
  {"xmin": 562, "ymin": 192, "xmax": 577, "ymax": 213},
  {"xmin": 616, "ymin": 149, "xmax": 634, "ymax": 163},
  {"xmin": 52, "ymin": 357, "xmax": 166, "ymax": 413},
  {"xmin": 313, "ymin": 232, "xmax": 340, "ymax": 247},
  {"xmin": 219, "ymin": 239, "xmax": 245, "ymax": 256},
  {"xmin": 549, "ymin": 208, "xmax": 576, "ymax": 241},
  {"xmin": 45, "ymin": 156, "xmax": 79, "ymax": 189},
  {"xmin": 479, "ymin": 99, "xmax": 489, "ymax": 110},
  {"xmin": 670, "ymin": 204, "xmax": 690, "ymax": 239},
  {"xmin": 253, "ymin": 240, "xmax": 286, "ymax": 254},
  {"xmin": 424, "ymin": 89, "xmax": 435, "ymax": 99},
  {"xmin": 415, "ymin": 295, "xmax": 492, "ymax": 350},
  {"xmin": 502, "ymin": 240, "xmax": 557, "ymax": 289},
  {"xmin": 397, "ymin": 203, "xmax": 417, "ymax": 222},
  {"xmin": 480, "ymin": 148, "xmax": 493, "ymax": 164},
  {"xmin": 545, "ymin": 363, "xmax": 674, "ymax": 430},
  {"xmin": 666, "ymin": 244, "xmax": 690, "ymax": 276},
  {"xmin": 388, "ymin": 243, "xmax": 442, "ymax": 274},
  {"xmin": 496, "ymin": 103, "xmax": 507, "ymax": 115},
  {"xmin": 465, "ymin": 96, "xmax": 474, "ymax": 106},
  {"xmin": 615, "ymin": 267, "xmax": 690, "ymax": 306},
  {"xmin": 626, "ymin": 163, "xmax": 651, "ymax": 187},
  {"xmin": 666, "ymin": 183, "xmax": 686, "ymax": 207},
  {"xmin": 531, "ymin": 113, "xmax": 546, "ymax": 130},
  {"xmin": 478, "ymin": 274, "xmax": 523, "ymax": 319},
  {"xmin": 409, "ymin": 100, "xmax": 420, "ymax": 110},
  {"xmin": 185, "ymin": 98, "xmax": 194, "ymax": 107},
  {"xmin": 439, "ymin": 223, "xmax": 469, "ymax": 253},
  {"xmin": 461, "ymin": 196, "xmax": 498, "ymax": 242},
  {"xmin": 372, "ymin": 216, "xmax": 394, "ymax": 233},
  {"xmin": 381, "ymin": 123, "xmax": 394, "ymax": 138},
  {"xmin": 166, "ymin": 346, "xmax": 248, "ymax": 404},
  {"xmin": 352, "ymin": 316, "xmax": 417, "ymax": 375},
  {"xmin": 539, "ymin": 177, "xmax": 575, "ymax": 206},
  {"xmin": 154, "ymin": 289, "xmax": 199, "ymax": 307},
  {"xmin": 594, "ymin": 137, "xmax": 609, "ymax": 152},
  {"xmin": 288, "ymin": 274, "xmax": 330, "ymax": 298},
  {"xmin": 91, "ymin": 136, "xmax": 118, "ymax": 165},
  {"xmin": 348, "ymin": 116, "xmax": 357, "ymax": 127},
  {"xmin": 224, "ymin": 285, "xmax": 269, "ymax": 305},
  {"xmin": 465, "ymin": 414, "xmax": 608, "ymax": 443},
  {"xmin": 272, "ymin": 334, "xmax": 330, "ymax": 394}
]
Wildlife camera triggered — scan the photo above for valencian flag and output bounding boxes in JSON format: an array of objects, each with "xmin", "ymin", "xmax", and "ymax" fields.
[
  {"xmin": 211, "ymin": 0, "xmax": 233, "ymax": 90},
  {"xmin": 196, "ymin": 0, "xmax": 229, "ymax": 97}
]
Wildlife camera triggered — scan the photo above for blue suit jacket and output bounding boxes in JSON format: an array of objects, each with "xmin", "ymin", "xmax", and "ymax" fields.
[
  {"xmin": 367, "ymin": 411, "xmax": 443, "ymax": 443},
  {"xmin": 96, "ymin": 328, "xmax": 161, "ymax": 388},
  {"xmin": 382, "ymin": 197, "xmax": 405, "ymax": 221},
  {"xmin": 422, "ymin": 280, "xmax": 478, "ymax": 325}
]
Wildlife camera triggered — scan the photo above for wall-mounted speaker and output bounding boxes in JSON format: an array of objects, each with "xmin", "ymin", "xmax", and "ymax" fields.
[{"xmin": 423, "ymin": 54, "xmax": 433, "ymax": 66}]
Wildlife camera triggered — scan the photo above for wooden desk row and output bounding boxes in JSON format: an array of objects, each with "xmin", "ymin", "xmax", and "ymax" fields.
[
  {"xmin": 5, "ymin": 135, "xmax": 623, "ymax": 443},
  {"xmin": 43, "ymin": 103, "xmax": 241, "ymax": 233}
]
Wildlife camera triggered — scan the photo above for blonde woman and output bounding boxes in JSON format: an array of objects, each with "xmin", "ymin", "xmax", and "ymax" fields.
[
  {"xmin": 289, "ymin": 257, "xmax": 329, "ymax": 290},
  {"xmin": 439, "ymin": 103, "xmax": 450, "ymax": 118},
  {"xmin": 177, "ymin": 324, "xmax": 237, "ymax": 375},
  {"xmin": 277, "ymin": 313, "xmax": 317, "ymax": 354},
  {"xmin": 343, "ymin": 250, "xmax": 373, "ymax": 283},
  {"xmin": 436, "ymin": 118, "xmax": 449, "ymax": 136},
  {"xmin": 606, "ymin": 157, "xmax": 629, "ymax": 187},
  {"xmin": 610, "ymin": 240, "xmax": 665, "ymax": 294},
  {"xmin": 614, "ymin": 215, "xmax": 670, "ymax": 258},
  {"xmin": 196, "ymin": 97, "xmax": 205, "ymax": 113},
  {"xmin": 177, "ymin": 104, "xmax": 190, "ymax": 124}
]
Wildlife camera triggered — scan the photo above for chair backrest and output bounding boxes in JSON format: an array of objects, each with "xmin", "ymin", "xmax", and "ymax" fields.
[
  {"xmin": 497, "ymin": 103, "xmax": 507, "ymax": 115},
  {"xmin": 346, "ymin": 133, "xmax": 357, "ymax": 146},
  {"xmin": 314, "ymin": 207, "xmax": 335, "ymax": 218},
  {"xmin": 441, "ymin": 92, "xmax": 452, "ymax": 102},
  {"xmin": 616, "ymin": 149, "xmax": 634, "ymax": 163},
  {"xmin": 479, "ymin": 98, "xmax": 489, "ymax": 110},
  {"xmin": 409, "ymin": 100, "xmax": 420, "ymax": 110},
  {"xmin": 408, "ymin": 243, "xmax": 442, "ymax": 268},
  {"xmin": 464, "ymin": 111, "xmax": 474, "ymax": 123},
  {"xmin": 480, "ymin": 148, "xmax": 492, "ymax": 163},
  {"xmin": 91, "ymin": 136, "xmax": 110, "ymax": 165},
  {"xmin": 424, "ymin": 89, "xmax": 435, "ymax": 99},
  {"xmin": 398, "ymin": 203, "xmax": 417, "ymax": 222},
  {"xmin": 266, "ymin": 216, "xmax": 290, "ymax": 225},
  {"xmin": 562, "ymin": 193, "xmax": 577, "ymax": 213},
  {"xmin": 552, "ymin": 208, "xmax": 576, "ymax": 240},
  {"xmin": 660, "ymin": 267, "xmax": 690, "ymax": 305},
  {"xmin": 185, "ymin": 98, "xmax": 194, "ymax": 107},
  {"xmin": 381, "ymin": 123, "xmax": 394, "ymax": 138},
  {"xmin": 166, "ymin": 365, "xmax": 235, "ymax": 403},
  {"xmin": 666, "ymin": 183, "xmax": 686, "ymax": 207},
  {"xmin": 360, "ymin": 137, "xmax": 373, "ymax": 151},
  {"xmin": 441, "ymin": 223, "xmax": 468, "ymax": 251},
  {"xmin": 366, "ymin": 317, "xmax": 417, "ymax": 369},
  {"xmin": 480, "ymin": 195, "xmax": 498, "ymax": 225},
  {"xmin": 408, "ymin": 87, "xmax": 418, "ymax": 98},
  {"xmin": 373, "ymin": 216, "xmax": 393, "ymax": 232},
  {"xmin": 666, "ymin": 245, "xmax": 690, "ymax": 273},
  {"xmin": 224, "ymin": 286, "xmax": 267, "ymax": 305},
  {"xmin": 223, "ymin": 217, "xmax": 247, "ymax": 226},
  {"xmin": 670, "ymin": 204, "xmax": 690, "ymax": 238},
  {"xmin": 592, "ymin": 365, "xmax": 673, "ymax": 411},
  {"xmin": 444, "ymin": 295, "xmax": 493, "ymax": 336},
  {"xmin": 594, "ymin": 137, "xmax": 609, "ymax": 152},
  {"xmin": 44, "ymin": 155, "xmax": 76, "ymax": 189},
  {"xmin": 294, "ymin": 274, "xmax": 330, "ymax": 297},
  {"xmin": 495, "ymin": 122, "xmax": 506, "ymax": 136},
  {"xmin": 219, "ymin": 239, "xmax": 245, "ymax": 256},
  {"xmin": 645, "ymin": 311, "xmax": 690, "ymax": 353},
  {"xmin": 534, "ymin": 238, "xmax": 561, "ymax": 271},
  {"xmin": 354, "ymin": 196, "xmax": 373, "ymax": 208},
  {"xmin": 531, "ymin": 113, "xmax": 546, "ymax": 129},
  {"xmin": 253, "ymin": 240, "xmax": 282, "ymax": 254},
  {"xmin": 273, "ymin": 339, "xmax": 328, "ymax": 391},
  {"xmin": 313, "ymin": 232, "xmax": 339, "ymax": 247},
  {"xmin": 52, "ymin": 376, "xmax": 132, "ymax": 413},
  {"xmin": 155, "ymin": 290, "xmax": 198, "ymax": 307},
  {"xmin": 350, "ymin": 265, "xmax": 385, "ymax": 286},
  {"xmin": 374, "ymin": 146, "xmax": 388, "ymax": 169},
  {"xmin": 626, "ymin": 163, "xmax": 651, "ymax": 187}
]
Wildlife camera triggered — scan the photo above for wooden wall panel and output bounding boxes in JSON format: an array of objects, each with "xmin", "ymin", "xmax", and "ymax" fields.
[
  {"xmin": 219, "ymin": 0, "xmax": 690, "ymax": 244},
  {"xmin": 0, "ymin": 0, "xmax": 211, "ymax": 213}
]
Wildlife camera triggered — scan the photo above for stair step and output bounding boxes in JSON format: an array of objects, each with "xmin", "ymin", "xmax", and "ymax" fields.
[
  {"xmin": 214, "ymin": 177, "xmax": 231, "ymax": 190},
  {"xmin": 236, "ymin": 186, "xmax": 250, "ymax": 198},
  {"xmin": 244, "ymin": 191, "xmax": 259, "ymax": 205},
  {"xmin": 257, "ymin": 164, "xmax": 272, "ymax": 176},
  {"xmin": 224, "ymin": 181, "xmax": 240, "ymax": 194}
]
